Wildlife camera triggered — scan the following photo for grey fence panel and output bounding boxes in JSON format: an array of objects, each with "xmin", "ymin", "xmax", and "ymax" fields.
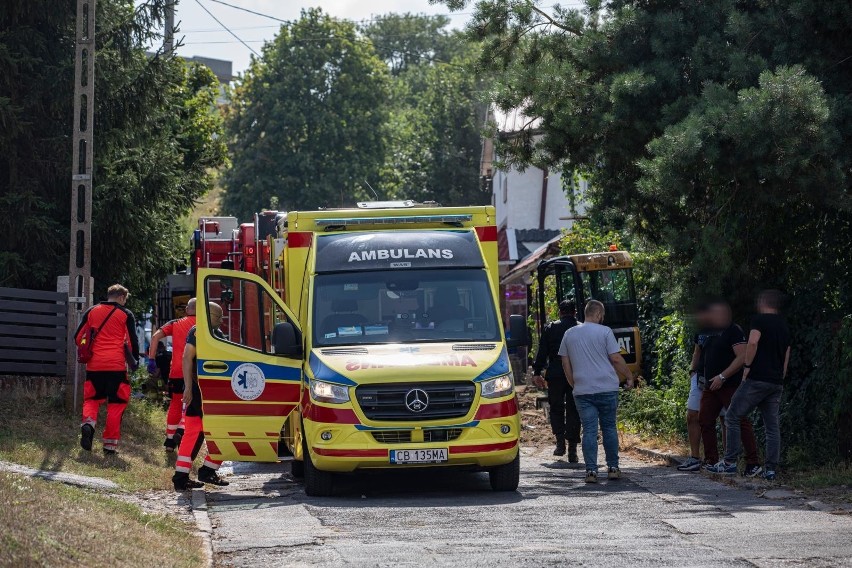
[{"xmin": 0, "ymin": 287, "xmax": 67, "ymax": 377}]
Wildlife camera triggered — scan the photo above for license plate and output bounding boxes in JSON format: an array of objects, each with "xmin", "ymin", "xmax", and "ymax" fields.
[{"xmin": 389, "ymin": 448, "xmax": 448, "ymax": 464}]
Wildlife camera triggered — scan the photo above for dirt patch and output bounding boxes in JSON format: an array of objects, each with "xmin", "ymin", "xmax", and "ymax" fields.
[{"xmin": 517, "ymin": 385, "xmax": 554, "ymax": 449}]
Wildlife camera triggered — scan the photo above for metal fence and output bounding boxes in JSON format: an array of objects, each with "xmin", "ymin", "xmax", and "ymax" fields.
[{"xmin": 0, "ymin": 287, "xmax": 68, "ymax": 376}]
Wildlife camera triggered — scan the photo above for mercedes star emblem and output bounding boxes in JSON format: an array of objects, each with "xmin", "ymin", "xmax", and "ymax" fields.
[{"xmin": 405, "ymin": 388, "xmax": 429, "ymax": 413}]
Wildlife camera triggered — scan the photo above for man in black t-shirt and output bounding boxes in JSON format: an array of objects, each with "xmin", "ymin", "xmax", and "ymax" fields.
[
  {"xmin": 697, "ymin": 301, "xmax": 761, "ymax": 475},
  {"xmin": 716, "ymin": 290, "xmax": 791, "ymax": 480},
  {"xmin": 532, "ymin": 300, "xmax": 580, "ymax": 460}
]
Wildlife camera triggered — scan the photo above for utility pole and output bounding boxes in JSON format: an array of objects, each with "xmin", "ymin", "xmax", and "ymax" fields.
[
  {"xmin": 65, "ymin": 0, "xmax": 96, "ymax": 412},
  {"xmin": 164, "ymin": 0, "xmax": 175, "ymax": 55}
]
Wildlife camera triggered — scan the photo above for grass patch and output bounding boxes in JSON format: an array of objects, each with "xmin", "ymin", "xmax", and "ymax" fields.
[
  {"xmin": 0, "ymin": 395, "xmax": 178, "ymax": 491},
  {"xmin": 782, "ymin": 463, "xmax": 852, "ymax": 503},
  {"xmin": 0, "ymin": 471, "xmax": 203, "ymax": 567}
]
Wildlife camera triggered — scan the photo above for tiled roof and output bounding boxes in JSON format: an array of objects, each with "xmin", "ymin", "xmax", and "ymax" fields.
[{"xmin": 515, "ymin": 229, "xmax": 561, "ymax": 244}]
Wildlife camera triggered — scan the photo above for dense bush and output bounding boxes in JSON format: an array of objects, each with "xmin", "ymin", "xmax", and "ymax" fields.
[{"xmin": 555, "ymin": 222, "xmax": 851, "ymax": 467}]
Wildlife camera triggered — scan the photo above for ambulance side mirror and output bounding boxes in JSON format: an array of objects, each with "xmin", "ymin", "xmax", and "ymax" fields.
[
  {"xmin": 273, "ymin": 322, "xmax": 302, "ymax": 358},
  {"xmin": 506, "ymin": 314, "xmax": 529, "ymax": 348}
]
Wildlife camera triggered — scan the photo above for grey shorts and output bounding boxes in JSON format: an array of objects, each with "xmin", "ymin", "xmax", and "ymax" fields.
[{"xmin": 687, "ymin": 374, "xmax": 702, "ymax": 412}]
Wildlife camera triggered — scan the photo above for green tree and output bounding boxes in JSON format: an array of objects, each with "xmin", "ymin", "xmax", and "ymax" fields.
[
  {"xmin": 365, "ymin": 15, "xmax": 490, "ymax": 206},
  {"xmin": 0, "ymin": 0, "xmax": 227, "ymax": 304},
  {"xmin": 445, "ymin": 0, "xmax": 851, "ymax": 310},
  {"xmin": 363, "ymin": 13, "xmax": 461, "ymax": 76},
  {"xmin": 222, "ymin": 9, "xmax": 390, "ymax": 218}
]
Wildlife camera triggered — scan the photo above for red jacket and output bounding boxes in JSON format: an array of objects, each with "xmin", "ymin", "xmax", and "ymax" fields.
[
  {"xmin": 75, "ymin": 302, "xmax": 138, "ymax": 372},
  {"xmin": 158, "ymin": 315, "xmax": 196, "ymax": 379}
]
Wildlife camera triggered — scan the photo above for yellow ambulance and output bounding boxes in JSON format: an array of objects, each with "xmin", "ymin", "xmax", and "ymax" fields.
[{"xmin": 193, "ymin": 202, "xmax": 526, "ymax": 495}]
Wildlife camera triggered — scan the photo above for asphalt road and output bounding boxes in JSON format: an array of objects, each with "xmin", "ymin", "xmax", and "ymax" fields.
[{"xmin": 206, "ymin": 447, "xmax": 852, "ymax": 567}]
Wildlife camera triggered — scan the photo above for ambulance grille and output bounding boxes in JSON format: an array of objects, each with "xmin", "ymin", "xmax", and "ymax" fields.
[
  {"xmin": 371, "ymin": 431, "xmax": 412, "ymax": 444},
  {"xmin": 369, "ymin": 428, "xmax": 464, "ymax": 444},
  {"xmin": 423, "ymin": 428, "xmax": 463, "ymax": 443},
  {"xmin": 355, "ymin": 382, "xmax": 475, "ymax": 421}
]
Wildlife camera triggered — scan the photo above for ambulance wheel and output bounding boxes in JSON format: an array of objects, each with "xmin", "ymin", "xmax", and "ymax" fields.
[
  {"xmin": 304, "ymin": 446, "xmax": 334, "ymax": 496},
  {"xmin": 489, "ymin": 451, "xmax": 520, "ymax": 491},
  {"xmin": 290, "ymin": 459, "xmax": 305, "ymax": 479}
]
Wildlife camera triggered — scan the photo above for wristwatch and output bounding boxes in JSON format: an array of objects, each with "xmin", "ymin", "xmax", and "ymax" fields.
[{"xmin": 718, "ymin": 373, "xmax": 726, "ymax": 382}]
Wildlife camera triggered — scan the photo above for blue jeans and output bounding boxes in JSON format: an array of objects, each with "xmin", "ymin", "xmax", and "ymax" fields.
[
  {"xmin": 724, "ymin": 380, "xmax": 783, "ymax": 470},
  {"xmin": 574, "ymin": 391, "xmax": 620, "ymax": 472}
]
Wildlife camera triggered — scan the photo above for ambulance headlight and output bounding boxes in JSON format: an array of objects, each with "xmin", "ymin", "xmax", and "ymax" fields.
[
  {"xmin": 481, "ymin": 374, "xmax": 514, "ymax": 399},
  {"xmin": 310, "ymin": 380, "xmax": 350, "ymax": 404}
]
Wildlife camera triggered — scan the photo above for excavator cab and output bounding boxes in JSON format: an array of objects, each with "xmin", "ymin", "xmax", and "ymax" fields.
[{"xmin": 536, "ymin": 250, "xmax": 641, "ymax": 377}]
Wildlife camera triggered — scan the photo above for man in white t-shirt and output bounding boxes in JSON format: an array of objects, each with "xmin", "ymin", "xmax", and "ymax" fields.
[{"xmin": 559, "ymin": 300, "xmax": 634, "ymax": 483}]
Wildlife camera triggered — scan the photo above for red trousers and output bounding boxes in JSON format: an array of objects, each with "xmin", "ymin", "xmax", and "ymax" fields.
[
  {"xmin": 699, "ymin": 383, "xmax": 759, "ymax": 465},
  {"xmin": 81, "ymin": 371, "xmax": 130, "ymax": 452},
  {"xmin": 165, "ymin": 393, "xmax": 185, "ymax": 439},
  {"xmin": 175, "ymin": 415, "xmax": 221, "ymax": 473}
]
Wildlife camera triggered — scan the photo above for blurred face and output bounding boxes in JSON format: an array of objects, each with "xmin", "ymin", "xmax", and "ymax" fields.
[{"xmin": 708, "ymin": 303, "xmax": 731, "ymax": 328}]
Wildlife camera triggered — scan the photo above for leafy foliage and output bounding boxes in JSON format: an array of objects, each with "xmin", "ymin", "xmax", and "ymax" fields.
[
  {"xmin": 445, "ymin": 0, "xmax": 852, "ymax": 464},
  {"xmin": 0, "ymin": 1, "xmax": 227, "ymax": 306},
  {"xmin": 446, "ymin": 0, "xmax": 851, "ymax": 311},
  {"xmin": 222, "ymin": 9, "xmax": 390, "ymax": 218}
]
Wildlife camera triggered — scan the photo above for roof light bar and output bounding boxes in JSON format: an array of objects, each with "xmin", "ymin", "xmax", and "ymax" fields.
[{"xmin": 315, "ymin": 214, "xmax": 472, "ymax": 227}]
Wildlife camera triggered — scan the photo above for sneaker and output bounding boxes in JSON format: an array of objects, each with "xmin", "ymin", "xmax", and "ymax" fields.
[
  {"xmin": 763, "ymin": 470, "xmax": 777, "ymax": 481},
  {"xmin": 198, "ymin": 465, "xmax": 229, "ymax": 487},
  {"xmin": 743, "ymin": 464, "xmax": 764, "ymax": 478},
  {"xmin": 568, "ymin": 444, "xmax": 579, "ymax": 464},
  {"xmin": 607, "ymin": 467, "xmax": 621, "ymax": 480},
  {"xmin": 553, "ymin": 439, "xmax": 566, "ymax": 457},
  {"xmin": 585, "ymin": 470, "xmax": 598, "ymax": 483},
  {"xmin": 80, "ymin": 424, "xmax": 94, "ymax": 452},
  {"xmin": 164, "ymin": 437, "xmax": 177, "ymax": 452},
  {"xmin": 705, "ymin": 461, "xmax": 737, "ymax": 475},
  {"xmin": 172, "ymin": 472, "xmax": 204, "ymax": 491},
  {"xmin": 102, "ymin": 448, "xmax": 117, "ymax": 456},
  {"xmin": 677, "ymin": 457, "xmax": 702, "ymax": 472}
]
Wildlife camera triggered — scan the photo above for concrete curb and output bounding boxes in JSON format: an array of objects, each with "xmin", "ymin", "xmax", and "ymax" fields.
[
  {"xmin": 629, "ymin": 447, "xmax": 684, "ymax": 467},
  {"xmin": 0, "ymin": 459, "xmax": 120, "ymax": 491},
  {"xmin": 191, "ymin": 488, "xmax": 215, "ymax": 568}
]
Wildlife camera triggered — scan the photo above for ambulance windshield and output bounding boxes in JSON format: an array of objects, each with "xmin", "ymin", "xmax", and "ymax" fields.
[{"xmin": 313, "ymin": 269, "xmax": 500, "ymax": 346}]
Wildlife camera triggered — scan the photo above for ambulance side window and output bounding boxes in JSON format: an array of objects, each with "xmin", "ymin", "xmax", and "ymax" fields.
[{"xmin": 205, "ymin": 275, "xmax": 287, "ymax": 354}]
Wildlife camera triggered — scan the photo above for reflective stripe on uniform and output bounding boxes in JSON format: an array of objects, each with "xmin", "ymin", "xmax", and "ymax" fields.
[{"xmin": 175, "ymin": 456, "xmax": 192, "ymax": 473}]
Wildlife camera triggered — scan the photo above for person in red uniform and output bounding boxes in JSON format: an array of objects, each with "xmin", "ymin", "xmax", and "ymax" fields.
[
  {"xmin": 173, "ymin": 302, "xmax": 229, "ymax": 490},
  {"xmin": 75, "ymin": 284, "xmax": 139, "ymax": 455},
  {"xmin": 148, "ymin": 298, "xmax": 197, "ymax": 451}
]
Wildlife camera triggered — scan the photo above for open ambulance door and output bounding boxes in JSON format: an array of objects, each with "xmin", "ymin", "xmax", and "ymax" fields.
[{"xmin": 195, "ymin": 268, "xmax": 303, "ymax": 462}]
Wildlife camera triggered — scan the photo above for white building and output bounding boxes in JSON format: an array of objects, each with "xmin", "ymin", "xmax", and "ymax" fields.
[{"xmin": 480, "ymin": 105, "xmax": 590, "ymax": 323}]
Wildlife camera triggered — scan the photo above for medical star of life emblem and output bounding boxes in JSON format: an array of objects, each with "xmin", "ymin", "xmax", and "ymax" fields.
[{"xmin": 405, "ymin": 388, "xmax": 429, "ymax": 413}]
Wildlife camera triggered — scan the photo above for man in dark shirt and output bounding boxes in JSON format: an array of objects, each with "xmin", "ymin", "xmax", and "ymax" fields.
[
  {"xmin": 713, "ymin": 290, "xmax": 791, "ymax": 480},
  {"xmin": 697, "ymin": 301, "xmax": 761, "ymax": 476},
  {"xmin": 532, "ymin": 300, "xmax": 580, "ymax": 460}
]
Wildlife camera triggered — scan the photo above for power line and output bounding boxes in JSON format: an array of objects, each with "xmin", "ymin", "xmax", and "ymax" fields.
[
  {"xmin": 194, "ymin": 0, "xmax": 260, "ymax": 57},
  {"xmin": 206, "ymin": 0, "xmax": 290, "ymax": 23},
  {"xmin": 203, "ymin": 0, "xmax": 481, "ymax": 26},
  {"xmin": 183, "ymin": 25, "xmax": 279, "ymax": 33}
]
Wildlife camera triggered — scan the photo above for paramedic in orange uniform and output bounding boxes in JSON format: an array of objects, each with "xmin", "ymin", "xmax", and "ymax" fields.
[
  {"xmin": 148, "ymin": 298, "xmax": 197, "ymax": 451},
  {"xmin": 75, "ymin": 284, "xmax": 139, "ymax": 455},
  {"xmin": 173, "ymin": 302, "xmax": 229, "ymax": 490}
]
